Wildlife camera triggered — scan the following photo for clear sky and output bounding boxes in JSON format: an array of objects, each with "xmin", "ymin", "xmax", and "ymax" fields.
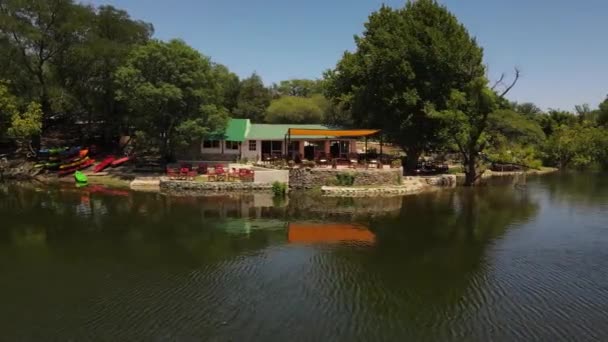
[{"xmin": 87, "ymin": 0, "xmax": 608, "ymax": 111}]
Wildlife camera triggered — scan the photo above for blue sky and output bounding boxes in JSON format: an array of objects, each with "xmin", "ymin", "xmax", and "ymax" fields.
[{"xmin": 88, "ymin": 0, "xmax": 608, "ymax": 111}]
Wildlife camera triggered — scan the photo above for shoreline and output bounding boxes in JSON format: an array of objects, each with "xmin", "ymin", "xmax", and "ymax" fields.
[{"xmin": 2, "ymin": 161, "xmax": 559, "ymax": 197}]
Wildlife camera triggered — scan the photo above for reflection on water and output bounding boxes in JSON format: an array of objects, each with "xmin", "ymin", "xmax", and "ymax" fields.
[{"xmin": 2, "ymin": 175, "xmax": 608, "ymax": 340}]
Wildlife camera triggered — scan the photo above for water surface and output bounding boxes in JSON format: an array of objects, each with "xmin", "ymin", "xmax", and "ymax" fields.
[{"xmin": 1, "ymin": 173, "xmax": 608, "ymax": 341}]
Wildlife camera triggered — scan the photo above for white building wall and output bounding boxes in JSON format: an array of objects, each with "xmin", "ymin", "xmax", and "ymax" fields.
[
  {"xmin": 241, "ymin": 139, "xmax": 261, "ymax": 161},
  {"xmin": 200, "ymin": 140, "xmax": 241, "ymax": 155}
]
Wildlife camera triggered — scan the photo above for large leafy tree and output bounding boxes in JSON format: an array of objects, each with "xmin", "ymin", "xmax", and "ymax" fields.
[
  {"xmin": 325, "ymin": 0, "xmax": 485, "ymax": 170},
  {"xmin": 55, "ymin": 5, "xmax": 153, "ymax": 141},
  {"xmin": 431, "ymin": 71, "xmax": 520, "ymax": 185},
  {"xmin": 114, "ymin": 39, "xmax": 228, "ymax": 160},
  {"xmin": 0, "ymin": 0, "xmax": 92, "ymax": 121},
  {"xmin": 233, "ymin": 73, "xmax": 271, "ymax": 122}
]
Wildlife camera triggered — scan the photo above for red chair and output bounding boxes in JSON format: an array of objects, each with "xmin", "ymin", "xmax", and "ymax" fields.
[
  {"xmin": 215, "ymin": 165, "xmax": 226, "ymax": 181},
  {"xmin": 166, "ymin": 167, "xmax": 179, "ymax": 180},
  {"xmin": 187, "ymin": 169, "xmax": 198, "ymax": 180},
  {"xmin": 197, "ymin": 163, "xmax": 208, "ymax": 175},
  {"xmin": 239, "ymin": 168, "xmax": 254, "ymax": 182}
]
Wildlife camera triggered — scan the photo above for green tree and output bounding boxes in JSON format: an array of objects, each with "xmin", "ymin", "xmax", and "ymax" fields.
[
  {"xmin": 265, "ymin": 95, "xmax": 324, "ymax": 124},
  {"xmin": 597, "ymin": 96, "xmax": 608, "ymax": 127},
  {"xmin": 114, "ymin": 39, "xmax": 228, "ymax": 160},
  {"xmin": 0, "ymin": 83, "xmax": 18, "ymax": 139},
  {"xmin": 272, "ymin": 79, "xmax": 323, "ymax": 98},
  {"xmin": 7, "ymin": 102, "xmax": 42, "ymax": 153},
  {"xmin": 431, "ymin": 71, "xmax": 520, "ymax": 185},
  {"xmin": 543, "ymin": 123, "xmax": 608, "ymax": 169},
  {"xmin": 1, "ymin": 83, "xmax": 42, "ymax": 152},
  {"xmin": 325, "ymin": 0, "xmax": 485, "ymax": 170},
  {"xmin": 212, "ymin": 64, "xmax": 240, "ymax": 113},
  {"xmin": 0, "ymin": 0, "xmax": 93, "ymax": 121},
  {"xmin": 233, "ymin": 73, "xmax": 271, "ymax": 122}
]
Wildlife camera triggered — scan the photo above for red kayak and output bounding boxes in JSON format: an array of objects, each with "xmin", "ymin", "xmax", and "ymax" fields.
[
  {"xmin": 58, "ymin": 159, "xmax": 95, "ymax": 177},
  {"xmin": 111, "ymin": 156, "xmax": 130, "ymax": 167},
  {"xmin": 94, "ymin": 156, "xmax": 115, "ymax": 173}
]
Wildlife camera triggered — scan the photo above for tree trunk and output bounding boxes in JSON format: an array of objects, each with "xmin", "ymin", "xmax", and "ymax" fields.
[
  {"xmin": 404, "ymin": 148, "xmax": 421, "ymax": 174},
  {"xmin": 464, "ymin": 152, "xmax": 477, "ymax": 186}
]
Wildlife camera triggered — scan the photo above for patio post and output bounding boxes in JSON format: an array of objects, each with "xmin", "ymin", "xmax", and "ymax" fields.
[{"xmin": 365, "ymin": 136, "xmax": 368, "ymax": 163}]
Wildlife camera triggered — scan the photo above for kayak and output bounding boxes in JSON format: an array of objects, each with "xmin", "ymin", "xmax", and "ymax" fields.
[
  {"xmin": 79, "ymin": 149, "xmax": 89, "ymax": 158},
  {"xmin": 58, "ymin": 159, "xmax": 95, "ymax": 177},
  {"xmin": 111, "ymin": 156, "xmax": 130, "ymax": 167},
  {"xmin": 60, "ymin": 147, "xmax": 81, "ymax": 158},
  {"xmin": 59, "ymin": 156, "xmax": 89, "ymax": 170},
  {"xmin": 94, "ymin": 156, "xmax": 115, "ymax": 173},
  {"xmin": 74, "ymin": 170, "xmax": 88, "ymax": 184}
]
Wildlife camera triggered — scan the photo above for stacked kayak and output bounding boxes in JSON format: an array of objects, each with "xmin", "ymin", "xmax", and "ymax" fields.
[{"xmin": 58, "ymin": 158, "xmax": 95, "ymax": 177}]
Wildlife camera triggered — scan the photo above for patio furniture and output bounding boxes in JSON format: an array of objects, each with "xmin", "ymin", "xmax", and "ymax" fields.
[
  {"xmin": 239, "ymin": 168, "xmax": 255, "ymax": 182},
  {"xmin": 215, "ymin": 165, "xmax": 227, "ymax": 181},
  {"xmin": 207, "ymin": 168, "xmax": 217, "ymax": 181},
  {"xmin": 348, "ymin": 153, "xmax": 359, "ymax": 166},
  {"xmin": 317, "ymin": 152, "xmax": 329, "ymax": 167},
  {"xmin": 187, "ymin": 169, "xmax": 198, "ymax": 180},
  {"xmin": 227, "ymin": 168, "xmax": 240, "ymax": 182},
  {"xmin": 179, "ymin": 167, "xmax": 190, "ymax": 180},
  {"xmin": 197, "ymin": 163, "xmax": 208, "ymax": 175},
  {"xmin": 166, "ymin": 167, "xmax": 179, "ymax": 180}
]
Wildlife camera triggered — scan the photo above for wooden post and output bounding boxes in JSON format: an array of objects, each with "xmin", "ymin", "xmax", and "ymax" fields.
[{"xmin": 365, "ymin": 136, "xmax": 368, "ymax": 163}]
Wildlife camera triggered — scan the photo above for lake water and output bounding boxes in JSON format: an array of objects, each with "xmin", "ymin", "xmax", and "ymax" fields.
[{"xmin": 2, "ymin": 173, "xmax": 608, "ymax": 341}]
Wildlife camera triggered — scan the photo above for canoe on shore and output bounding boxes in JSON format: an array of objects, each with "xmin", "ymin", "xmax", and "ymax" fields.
[
  {"xmin": 94, "ymin": 156, "xmax": 115, "ymax": 173},
  {"xmin": 74, "ymin": 171, "xmax": 88, "ymax": 184},
  {"xmin": 111, "ymin": 156, "xmax": 130, "ymax": 167},
  {"xmin": 58, "ymin": 159, "xmax": 95, "ymax": 177}
]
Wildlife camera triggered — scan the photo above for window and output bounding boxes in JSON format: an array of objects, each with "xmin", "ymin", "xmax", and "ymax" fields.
[
  {"xmin": 249, "ymin": 140, "xmax": 257, "ymax": 151},
  {"xmin": 203, "ymin": 140, "xmax": 220, "ymax": 148},
  {"xmin": 226, "ymin": 141, "xmax": 239, "ymax": 150}
]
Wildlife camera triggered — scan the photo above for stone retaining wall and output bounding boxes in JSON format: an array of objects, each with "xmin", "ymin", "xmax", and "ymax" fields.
[
  {"xmin": 289, "ymin": 168, "xmax": 402, "ymax": 190},
  {"xmin": 419, "ymin": 174, "xmax": 457, "ymax": 187},
  {"xmin": 160, "ymin": 178, "xmax": 272, "ymax": 195}
]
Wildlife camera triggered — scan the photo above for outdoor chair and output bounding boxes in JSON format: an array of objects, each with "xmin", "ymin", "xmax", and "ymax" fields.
[
  {"xmin": 227, "ymin": 168, "xmax": 240, "ymax": 182},
  {"xmin": 317, "ymin": 152, "xmax": 329, "ymax": 167},
  {"xmin": 348, "ymin": 153, "xmax": 359, "ymax": 168},
  {"xmin": 207, "ymin": 168, "xmax": 217, "ymax": 182},
  {"xmin": 187, "ymin": 169, "xmax": 198, "ymax": 180},
  {"xmin": 197, "ymin": 163, "xmax": 208, "ymax": 175},
  {"xmin": 215, "ymin": 165, "xmax": 227, "ymax": 181},
  {"xmin": 239, "ymin": 168, "xmax": 254, "ymax": 182},
  {"xmin": 166, "ymin": 167, "xmax": 179, "ymax": 180}
]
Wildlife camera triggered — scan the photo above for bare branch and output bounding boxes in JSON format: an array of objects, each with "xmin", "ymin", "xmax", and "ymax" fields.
[
  {"xmin": 499, "ymin": 67, "xmax": 520, "ymax": 98},
  {"xmin": 491, "ymin": 73, "xmax": 505, "ymax": 91}
]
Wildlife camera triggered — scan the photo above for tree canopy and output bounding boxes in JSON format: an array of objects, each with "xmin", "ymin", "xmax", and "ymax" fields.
[
  {"xmin": 233, "ymin": 73, "xmax": 271, "ymax": 123},
  {"xmin": 266, "ymin": 95, "xmax": 326, "ymax": 124},
  {"xmin": 324, "ymin": 0, "xmax": 485, "ymax": 170},
  {"xmin": 114, "ymin": 39, "xmax": 228, "ymax": 160}
]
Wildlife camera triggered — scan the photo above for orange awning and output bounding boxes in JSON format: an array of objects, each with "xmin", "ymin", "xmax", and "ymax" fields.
[
  {"xmin": 287, "ymin": 128, "xmax": 380, "ymax": 137},
  {"xmin": 288, "ymin": 223, "xmax": 375, "ymax": 244}
]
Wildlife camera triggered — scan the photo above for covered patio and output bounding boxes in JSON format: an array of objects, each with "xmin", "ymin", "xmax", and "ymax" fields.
[{"xmin": 283, "ymin": 128, "xmax": 384, "ymax": 167}]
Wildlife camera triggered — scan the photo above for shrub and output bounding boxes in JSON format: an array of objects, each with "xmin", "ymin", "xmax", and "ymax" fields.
[
  {"xmin": 302, "ymin": 160, "xmax": 316, "ymax": 168},
  {"xmin": 335, "ymin": 172, "xmax": 356, "ymax": 186},
  {"xmin": 272, "ymin": 181, "xmax": 287, "ymax": 197},
  {"xmin": 391, "ymin": 159, "xmax": 402, "ymax": 168}
]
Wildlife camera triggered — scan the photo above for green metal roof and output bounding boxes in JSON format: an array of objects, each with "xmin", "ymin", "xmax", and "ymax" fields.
[
  {"xmin": 246, "ymin": 123, "xmax": 331, "ymax": 140},
  {"xmin": 222, "ymin": 118, "xmax": 250, "ymax": 142}
]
